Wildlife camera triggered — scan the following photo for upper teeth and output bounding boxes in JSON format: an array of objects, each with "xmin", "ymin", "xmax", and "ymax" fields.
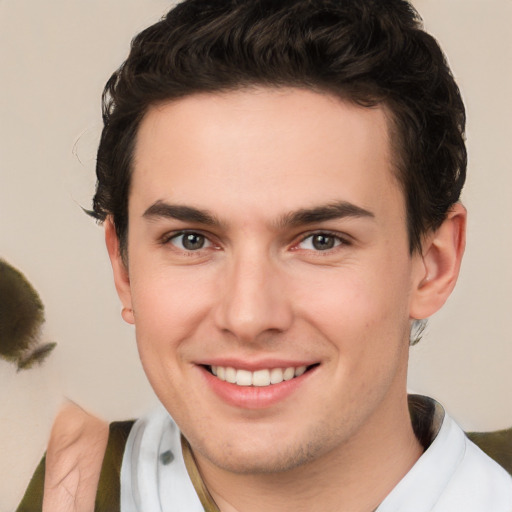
[{"xmin": 211, "ymin": 365, "xmax": 307, "ymax": 387}]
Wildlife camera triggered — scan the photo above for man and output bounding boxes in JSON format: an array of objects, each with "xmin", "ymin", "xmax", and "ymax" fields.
[{"xmin": 17, "ymin": 0, "xmax": 512, "ymax": 510}]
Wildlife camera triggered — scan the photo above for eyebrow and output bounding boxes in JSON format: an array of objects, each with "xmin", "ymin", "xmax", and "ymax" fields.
[
  {"xmin": 142, "ymin": 200, "xmax": 374, "ymax": 228},
  {"xmin": 276, "ymin": 201, "xmax": 375, "ymax": 228},
  {"xmin": 143, "ymin": 201, "xmax": 222, "ymax": 226}
]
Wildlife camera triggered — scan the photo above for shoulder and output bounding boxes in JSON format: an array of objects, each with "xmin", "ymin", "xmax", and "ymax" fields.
[
  {"xmin": 42, "ymin": 401, "xmax": 109, "ymax": 512},
  {"xmin": 16, "ymin": 403, "xmax": 134, "ymax": 512},
  {"xmin": 434, "ymin": 432, "xmax": 512, "ymax": 511}
]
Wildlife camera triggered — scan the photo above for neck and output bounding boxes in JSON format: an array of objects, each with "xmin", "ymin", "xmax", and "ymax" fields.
[{"xmin": 194, "ymin": 392, "xmax": 423, "ymax": 512}]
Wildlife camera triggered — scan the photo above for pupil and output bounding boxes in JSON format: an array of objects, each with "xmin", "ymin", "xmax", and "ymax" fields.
[
  {"xmin": 312, "ymin": 234, "xmax": 334, "ymax": 250},
  {"xmin": 183, "ymin": 233, "xmax": 204, "ymax": 250}
]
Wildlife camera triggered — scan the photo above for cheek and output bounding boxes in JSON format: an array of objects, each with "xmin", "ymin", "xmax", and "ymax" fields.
[
  {"xmin": 129, "ymin": 266, "xmax": 215, "ymax": 353},
  {"xmin": 294, "ymin": 260, "xmax": 412, "ymax": 352}
]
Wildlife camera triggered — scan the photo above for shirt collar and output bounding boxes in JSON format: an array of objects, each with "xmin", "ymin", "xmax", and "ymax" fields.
[{"xmin": 377, "ymin": 395, "xmax": 466, "ymax": 512}]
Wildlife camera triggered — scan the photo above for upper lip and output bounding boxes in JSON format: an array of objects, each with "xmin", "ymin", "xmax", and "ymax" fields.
[{"xmin": 196, "ymin": 358, "xmax": 319, "ymax": 371}]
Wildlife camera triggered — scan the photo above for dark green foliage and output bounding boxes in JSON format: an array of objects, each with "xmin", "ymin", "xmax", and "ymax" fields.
[{"xmin": 0, "ymin": 258, "xmax": 56, "ymax": 370}]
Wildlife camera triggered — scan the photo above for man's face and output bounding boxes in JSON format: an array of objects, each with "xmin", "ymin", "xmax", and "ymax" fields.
[{"xmin": 119, "ymin": 88, "xmax": 424, "ymax": 474}]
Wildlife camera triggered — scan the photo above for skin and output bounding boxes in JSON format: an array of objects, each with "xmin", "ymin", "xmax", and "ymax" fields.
[
  {"xmin": 43, "ymin": 402, "xmax": 109, "ymax": 512},
  {"xmin": 107, "ymin": 87, "xmax": 466, "ymax": 511}
]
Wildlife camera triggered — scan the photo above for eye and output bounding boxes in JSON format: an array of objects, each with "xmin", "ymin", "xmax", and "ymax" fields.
[
  {"xmin": 168, "ymin": 232, "xmax": 212, "ymax": 251},
  {"xmin": 297, "ymin": 232, "xmax": 344, "ymax": 251}
]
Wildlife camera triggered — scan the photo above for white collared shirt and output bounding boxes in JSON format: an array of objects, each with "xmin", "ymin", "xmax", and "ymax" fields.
[{"xmin": 121, "ymin": 398, "xmax": 512, "ymax": 512}]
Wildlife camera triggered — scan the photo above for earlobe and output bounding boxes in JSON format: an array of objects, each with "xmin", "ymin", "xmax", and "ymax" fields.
[
  {"xmin": 105, "ymin": 218, "xmax": 135, "ymax": 325},
  {"xmin": 409, "ymin": 203, "xmax": 467, "ymax": 320}
]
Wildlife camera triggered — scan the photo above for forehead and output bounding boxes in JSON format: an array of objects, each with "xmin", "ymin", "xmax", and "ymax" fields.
[{"xmin": 130, "ymin": 88, "xmax": 401, "ymax": 222}]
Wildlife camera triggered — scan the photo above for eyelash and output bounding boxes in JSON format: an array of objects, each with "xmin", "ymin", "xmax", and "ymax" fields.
[
  {"xmin": 160, "ymin": 229, "xmax": 350, "ymax": 254},
  {"xmin": 294, "ymin": 231, "xmax": 350, "ymax": 252},
  {"xmin": 160, "ymin": 231, "xmax": 214, "ymax": 252}
]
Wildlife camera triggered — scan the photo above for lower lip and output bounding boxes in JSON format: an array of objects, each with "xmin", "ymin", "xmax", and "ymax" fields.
[{"xmin": 199, "ymin": 366, "xmax": 317, "ymax": 409}]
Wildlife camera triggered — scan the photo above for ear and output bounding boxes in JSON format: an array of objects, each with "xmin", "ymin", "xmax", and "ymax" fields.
[
  {"xmin": 105, "ymin": 218, "xmax": 135, "ymax": 324},
  {"xmin": 409, "ymin": 203, "xmax": 467, "ymax": 320}
]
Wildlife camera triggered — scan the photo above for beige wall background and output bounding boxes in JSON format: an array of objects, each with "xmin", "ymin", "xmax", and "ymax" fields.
[{"xmin": 1, "ymin": 0, "xmax": 511, "ymax": 508}]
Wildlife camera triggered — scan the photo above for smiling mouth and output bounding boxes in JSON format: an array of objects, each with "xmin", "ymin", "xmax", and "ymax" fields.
[{"xmin": 205, "ymin": 364, "xmax": 318, "ymax": 387}]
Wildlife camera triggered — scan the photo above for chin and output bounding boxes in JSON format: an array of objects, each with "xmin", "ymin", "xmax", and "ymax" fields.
[
  {"xmin": 209, "ymin": 446, "xmax": 315, "ymax": 475},
  {"xmin": 193, "ymin": 425, "xmax": 334, "ymax": 475}
]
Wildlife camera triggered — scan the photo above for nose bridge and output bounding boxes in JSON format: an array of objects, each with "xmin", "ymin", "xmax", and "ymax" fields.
[{"xmin": 215, "ymin": 243, "xmax": 292, "ymax": 341}]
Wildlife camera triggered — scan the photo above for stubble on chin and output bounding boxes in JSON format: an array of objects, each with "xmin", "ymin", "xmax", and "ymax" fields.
[{"xmin": 193, "ymin": 421, "xmax": 342, "ymax": 476}]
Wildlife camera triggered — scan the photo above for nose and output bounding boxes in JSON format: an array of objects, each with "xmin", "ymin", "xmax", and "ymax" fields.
[{"xmin": 213, "ymin": 248, "xmax": 293, "ymax": 343}]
